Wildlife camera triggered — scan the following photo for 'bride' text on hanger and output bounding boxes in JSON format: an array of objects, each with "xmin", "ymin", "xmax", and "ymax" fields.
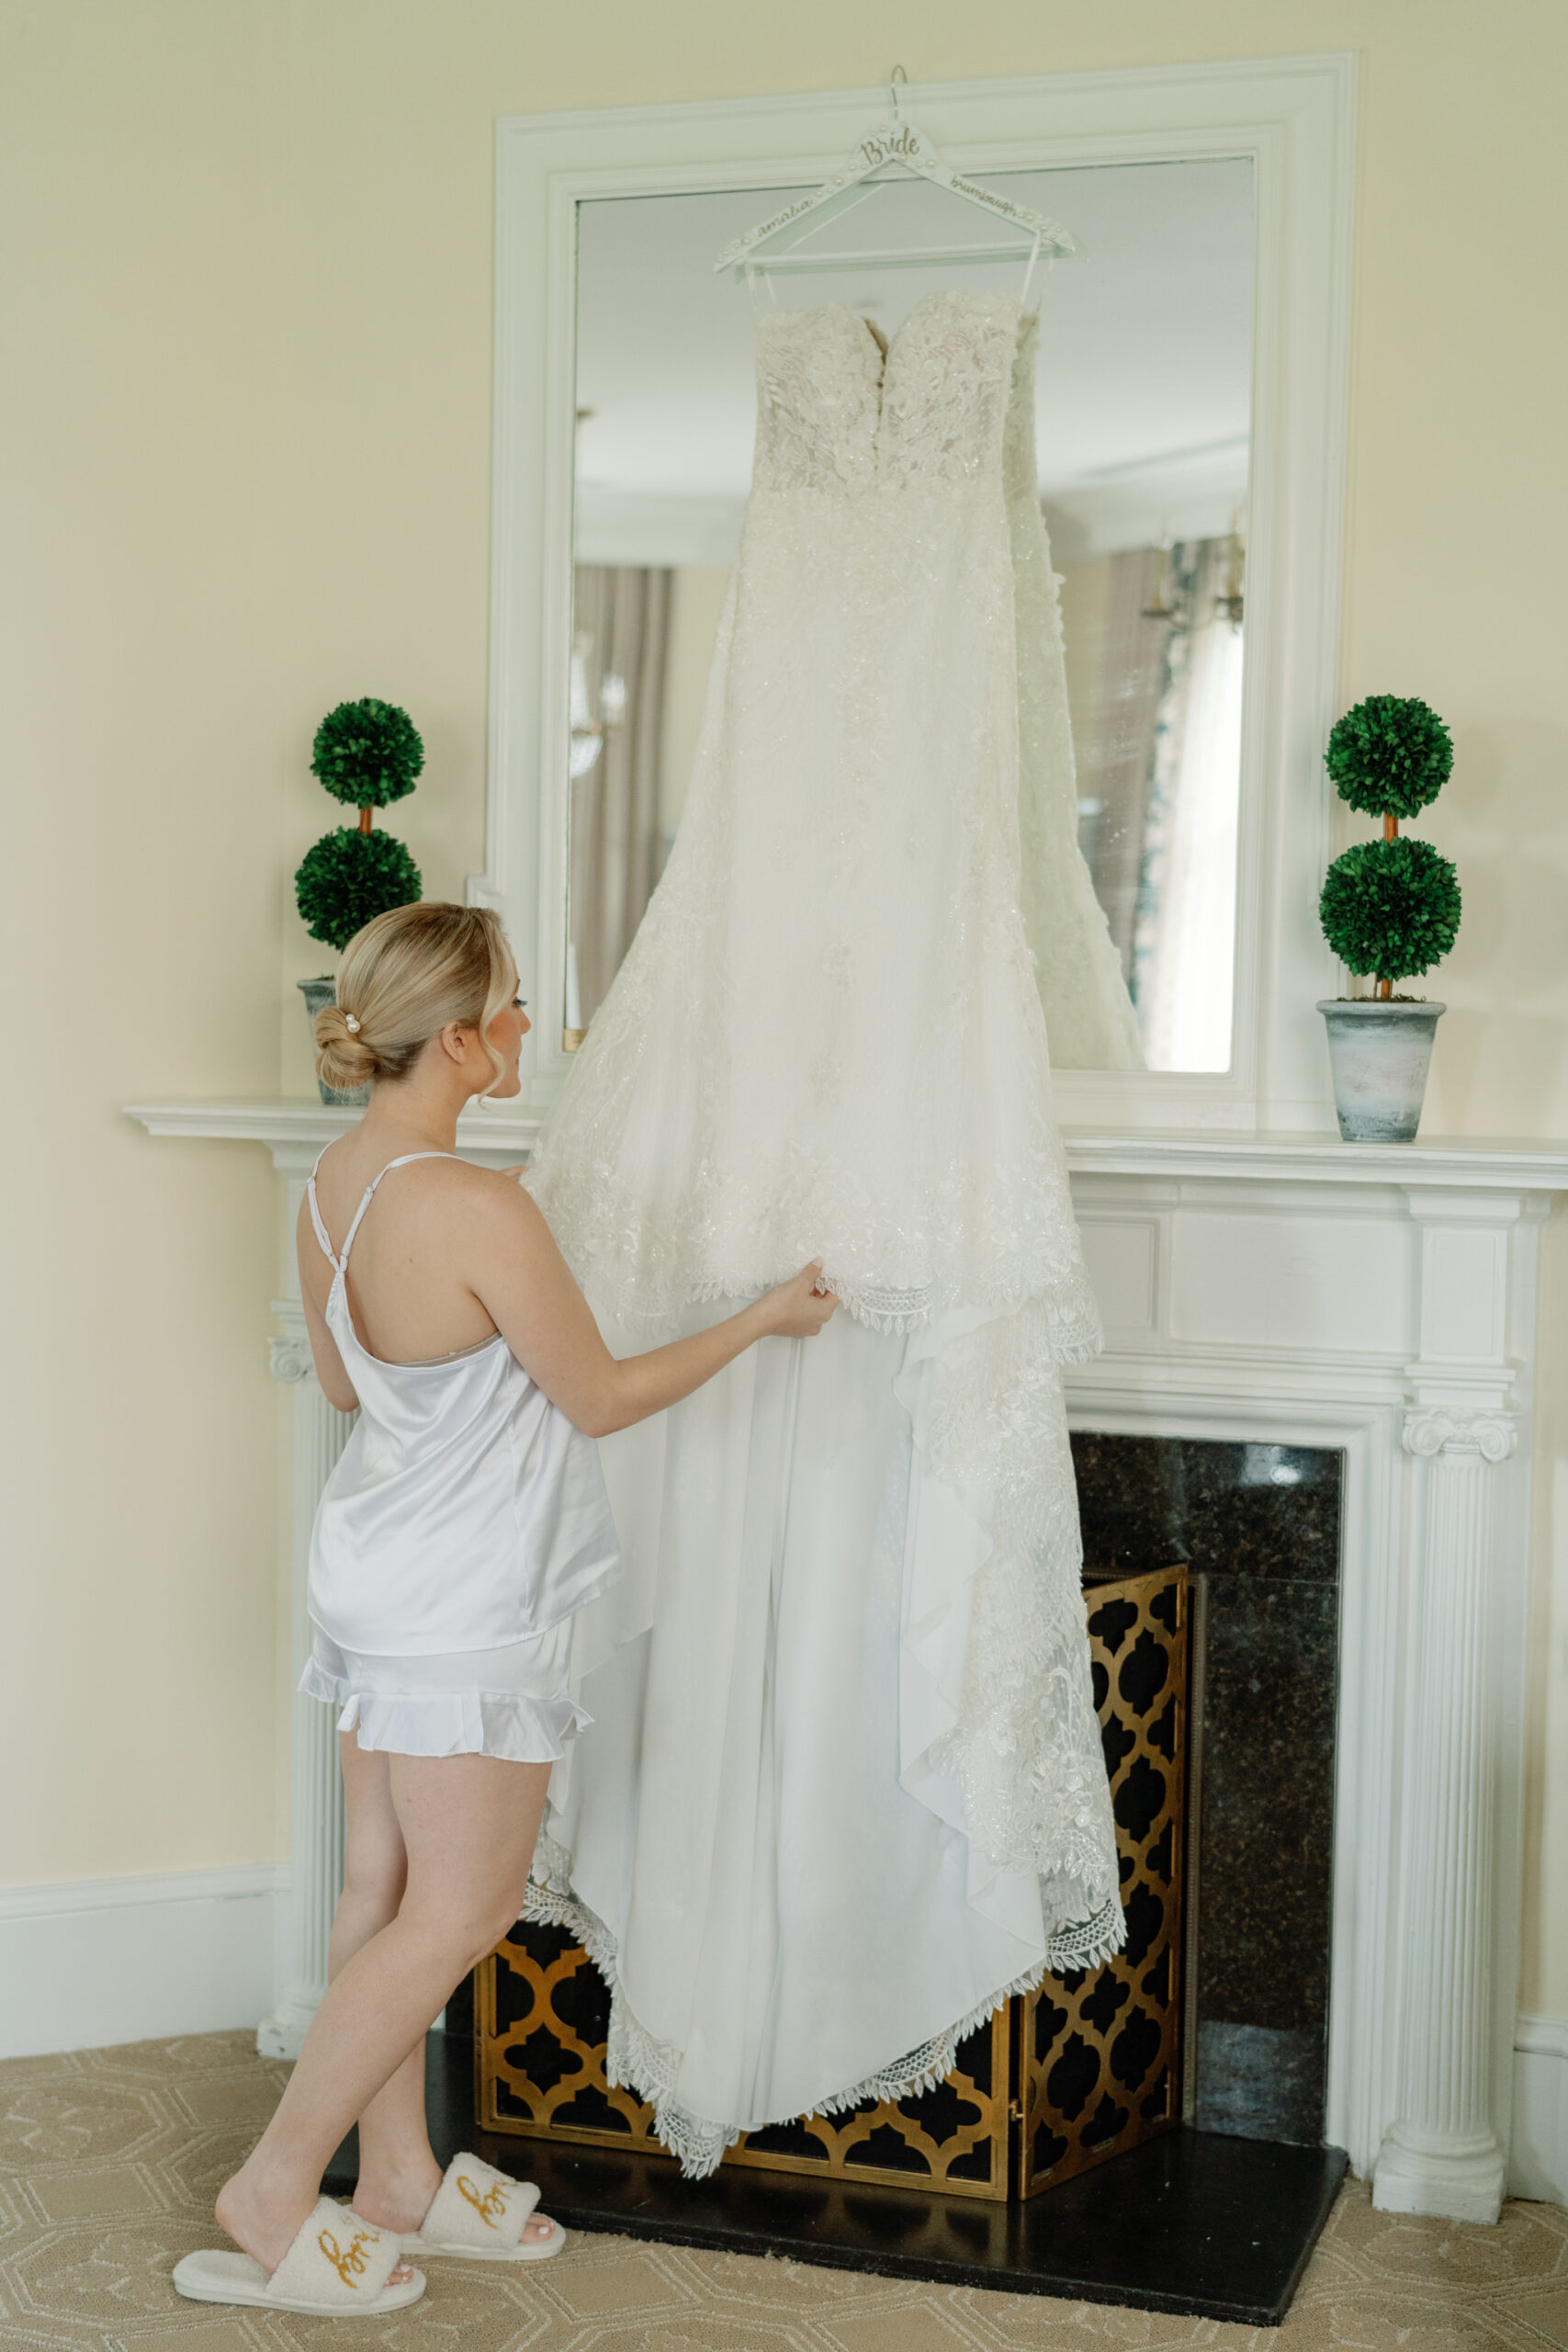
[{"xmin": 716, "ymin": 88, "xmax": 1077, "ymax": 279}]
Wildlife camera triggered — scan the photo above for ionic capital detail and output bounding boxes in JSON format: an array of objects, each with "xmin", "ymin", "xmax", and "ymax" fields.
[
  {"xmin": 268, "ymin": 1335, "xmax": 315, "ymax": 1385},
  {"xmin": 1403, "ymin": 1408, "xmax": 1516, "ymax": 1464}
]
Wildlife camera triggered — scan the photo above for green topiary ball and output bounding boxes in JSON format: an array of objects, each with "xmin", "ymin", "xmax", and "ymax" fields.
[
  {"xmin": 295, "ymin": 827, "xmax": 423, "ymax": 955},
  {"xmin": 1325, "ymin": 694, "xmax": 1453, "ymax": 820},
  {"xmin": 1319, "ymin": 835, "xmax": 1461, "ymax": 983},
  {"xmin": 310, "ymin": 697, "xmax": 424, "ymax": 808}
]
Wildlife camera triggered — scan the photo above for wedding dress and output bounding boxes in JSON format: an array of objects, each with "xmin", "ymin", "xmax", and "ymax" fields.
[{"xmin": 525, "ymin": 291, "xmax": 1123, "ymax": 2176}]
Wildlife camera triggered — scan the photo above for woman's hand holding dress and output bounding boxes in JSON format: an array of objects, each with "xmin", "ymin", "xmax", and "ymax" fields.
[{"xmin": 468, "ymin": 1178, "xmax": 835, "ymax": 1439}]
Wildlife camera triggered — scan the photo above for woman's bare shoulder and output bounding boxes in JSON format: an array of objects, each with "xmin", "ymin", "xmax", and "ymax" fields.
[
  {"xmin": 421, "ymin": 1157, "xmax": 532, "ymax": 1198},
  {"xmin": 416, "ymin": 1162, "xmax": 564, "ymax": 1293},
  {"xmin": 412, "ymin": 1157, "xmax": 551, "ymax": 1232}
]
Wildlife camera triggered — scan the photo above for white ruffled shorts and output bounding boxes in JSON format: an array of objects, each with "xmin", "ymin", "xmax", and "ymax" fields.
[{"xmin": 299, "ymin": 1618, "xmax": 590, "ymax": 1763}]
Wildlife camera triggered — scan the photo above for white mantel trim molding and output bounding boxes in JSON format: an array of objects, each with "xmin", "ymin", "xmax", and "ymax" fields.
[{"xmin": 126, "ymin": 1100, "xmax": 1568, "ymax": 2219}]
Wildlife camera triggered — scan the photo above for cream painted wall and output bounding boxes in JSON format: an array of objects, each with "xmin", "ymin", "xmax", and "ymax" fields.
[
  {"xmin": 1, "ymin": 2, "xmax": 289, "ymax": 1883},
  {"xmin": 4, "ymin": 1, "xmax": 1565, "ymax": 2022}
]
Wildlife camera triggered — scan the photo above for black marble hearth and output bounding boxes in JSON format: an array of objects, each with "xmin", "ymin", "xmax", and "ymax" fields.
[
  {"xmin": 1072, "ymin": 1433, "xmax": 1343, "ymax": 2146},
  {"xmin": 325, "ymin": 2032, "xmax": 1347, "ymax": 2324}
]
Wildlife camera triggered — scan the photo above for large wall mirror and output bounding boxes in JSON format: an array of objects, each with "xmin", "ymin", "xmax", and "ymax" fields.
[
  {"xmin": 484, "ymin": 66, "xmax": 1351, "ymax": 1127},
  {"xmin": 568, "ymin": 162, "xmax": 1254, "ymax": 1072}
]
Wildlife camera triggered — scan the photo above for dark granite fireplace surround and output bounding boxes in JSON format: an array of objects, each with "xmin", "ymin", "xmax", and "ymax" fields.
[{"xmin": 1072, "ymin": 1431, "xmax": 1344, "ymax": 2149}]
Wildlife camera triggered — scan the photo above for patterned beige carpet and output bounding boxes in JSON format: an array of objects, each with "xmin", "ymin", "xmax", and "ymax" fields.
[{"xmin": 2, "ymin": 2030, "xmax": 1566, "ymax": 2352}]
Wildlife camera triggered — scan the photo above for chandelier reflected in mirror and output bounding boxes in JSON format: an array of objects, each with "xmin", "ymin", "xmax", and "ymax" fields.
[{"xmin": 569, "ymin": 633, "xmax": 628, "ymax": 778}]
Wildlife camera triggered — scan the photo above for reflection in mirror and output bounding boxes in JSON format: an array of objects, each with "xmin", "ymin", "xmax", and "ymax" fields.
[{"xmin": 568, "ymin": 159, "xmax": 1253, "ymax": 1070}]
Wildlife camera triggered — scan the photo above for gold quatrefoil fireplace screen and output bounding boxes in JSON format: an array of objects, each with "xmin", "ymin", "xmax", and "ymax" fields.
[{"xmin": 476, "ymin": 1561, "xmax": 1189, "ymax": 2202}]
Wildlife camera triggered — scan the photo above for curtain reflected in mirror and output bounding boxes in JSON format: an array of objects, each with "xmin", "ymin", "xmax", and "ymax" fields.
[
  {"xmin": 566, "ymin": 160, "xmax": 1252, "ymax": 1070},
  {"xmin": 564, "ymin": 565, "xmax": 670, "ymax": 1042},
  {"xmin": 1063, "ymin": 533, "xmax": 1244, "ymax": 1073}
]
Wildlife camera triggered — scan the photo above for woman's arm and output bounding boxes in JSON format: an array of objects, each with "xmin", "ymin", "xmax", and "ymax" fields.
[
  {"xmin": 296, "ymin": 1197, "xmax": 360, "ymax": 1413},
  {"xmin": 466, "ymin": 1180, "xmax": 835, "ymax": 1438}
]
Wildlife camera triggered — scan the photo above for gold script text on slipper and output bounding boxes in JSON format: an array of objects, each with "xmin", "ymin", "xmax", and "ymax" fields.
[
  {"xmin": 173, "ymin": 2195, "xmax": 425, "ymax": 2315},
  {"xmin": 401, "ymin": 2153, "xmax": 565, "ymax": 2262}
]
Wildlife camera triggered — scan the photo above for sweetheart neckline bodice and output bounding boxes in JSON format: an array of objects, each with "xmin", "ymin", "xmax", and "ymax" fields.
[
  {"xmin": 757, "ymin": 288, "xmax": 1025, "ymax": 352},
  {"xmin": 750, "ymin": 288, "xmax": 1033, "ymax": 499}
]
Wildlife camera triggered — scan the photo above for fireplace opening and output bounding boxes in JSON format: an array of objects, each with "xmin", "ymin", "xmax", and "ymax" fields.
[{"xmin": 1072, "ymin": 1432, "xmax": 1344, "ymax": 2147}]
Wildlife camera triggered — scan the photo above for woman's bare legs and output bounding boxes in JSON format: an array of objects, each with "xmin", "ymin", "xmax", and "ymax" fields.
[
  {"xmin": 215, "ymin": 1747, "xmax": 552, "ymax": 2276},
  {"xmin": 323, "ymin": 1738, "xmax": 557, "ymax": 2246},
  {"xmin": 322, "ymin": 1738, "xmax": 434, "ymax": 2233}
]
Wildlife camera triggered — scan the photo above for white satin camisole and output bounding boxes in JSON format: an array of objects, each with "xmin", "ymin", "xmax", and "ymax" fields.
[{"xmin": 304, "ymin": 1150, "xmax": 622, "ymax": 1659}]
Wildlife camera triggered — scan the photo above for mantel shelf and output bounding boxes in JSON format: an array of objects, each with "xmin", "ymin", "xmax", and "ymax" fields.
[
  {"xmin": 125, "ymin": 1095, "xmax": 541, "ymax": 1155},
  {"xmin": 124, "ymin": 1098, "xmax": 1568, "ymax": 1194}
]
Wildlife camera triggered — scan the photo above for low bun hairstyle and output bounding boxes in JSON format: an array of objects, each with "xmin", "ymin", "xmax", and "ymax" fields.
[
  {"xmin": 311, "ymin": 1007, "xmax": 380, "ymax": 1095},
  {"xmin": 313, "ymin": 902, "xmax": 518, "ymax": 1097}
]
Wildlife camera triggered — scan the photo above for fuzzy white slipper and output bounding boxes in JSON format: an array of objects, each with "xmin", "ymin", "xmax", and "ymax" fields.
[
  {"xmin": 173, "ymin": 2195, "xmax": 424, "ymax": 2315},
  {"xmin": 401, "ymin": 2153, "xmax": 565, "ymax": 2262}
]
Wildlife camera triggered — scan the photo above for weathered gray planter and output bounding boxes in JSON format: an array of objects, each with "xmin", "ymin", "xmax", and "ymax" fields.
[
  {"xmin": 1317, "ymin": 997, "xmax": 1445, "ymax": 1143},
  {"xmin": 299, "ymin": 976, "xmax": 370, "ymax": 1109}
]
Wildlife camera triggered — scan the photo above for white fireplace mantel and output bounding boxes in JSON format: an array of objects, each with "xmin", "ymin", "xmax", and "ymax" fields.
[
  {"xmin": 126, "ymin": 1097, "xmax": 1568, "ymax": 2222},
  {"xmin": 128, "ymin": 1097, "xmax": 1568, "ymax": 1193}
]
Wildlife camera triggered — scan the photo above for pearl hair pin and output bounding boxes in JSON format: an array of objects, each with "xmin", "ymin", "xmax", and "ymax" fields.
[{"xmin": 344, "ymin": 1014, "xmax": 361, "ymax": 1033}]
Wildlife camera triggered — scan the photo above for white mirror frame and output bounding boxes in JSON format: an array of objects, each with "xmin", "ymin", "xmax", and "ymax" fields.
[{"xmin": 476, "ymin": 56, "xmax": 1354, "ymax": 1131}]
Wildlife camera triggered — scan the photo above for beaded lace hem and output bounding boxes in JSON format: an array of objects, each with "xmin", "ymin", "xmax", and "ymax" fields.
[
  {"xmin": 524, "ymin": 1837, "xmax": 1122, "ymax": 2178},
  {"xmin": 903, "ymin": 1300, "xmax": 1122, "ymax": 1885}
]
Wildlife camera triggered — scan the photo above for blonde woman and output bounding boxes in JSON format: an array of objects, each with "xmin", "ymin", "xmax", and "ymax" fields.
[{"xmin": 175, "ymin": 901, "xmax": 836, "ymax": 2319}]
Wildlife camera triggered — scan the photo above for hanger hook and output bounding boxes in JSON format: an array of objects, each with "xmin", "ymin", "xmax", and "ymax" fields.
[{"xmin": 889, "ymin": 63, "xmax": 907, "ymax": 118}]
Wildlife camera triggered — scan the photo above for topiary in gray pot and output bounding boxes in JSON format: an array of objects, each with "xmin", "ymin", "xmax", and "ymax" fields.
[
  {"xmin": 1316, "ymin": 695, "xmax": 1461, "ymax": 1142},
  {"xmin": 295, "ymin": 697, "xmax": 424, "ymax": 1106}
]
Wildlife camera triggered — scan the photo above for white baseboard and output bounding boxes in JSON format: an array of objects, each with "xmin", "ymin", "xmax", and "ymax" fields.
[
  {"xmin": 1511, "ymin": 2015, "xmax": 1568, "ymax": 2207},
  {"xmin": 0, "ymin": 1865, "xmax": 1561, "ymax": 2208},
  {"xmin": 0, "ymin": 1865, "xmax": 287, "ymax": 2060}
]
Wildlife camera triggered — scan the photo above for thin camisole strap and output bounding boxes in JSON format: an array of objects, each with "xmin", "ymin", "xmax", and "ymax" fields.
[
  {"xmin": 307, "ymin": 1148, "xmax": 456, "ymax": 1276},
  {"xmin": 335, "ymin": 1151, "xmax": 457, "ymax": 1272},
  {"xmin": 305, "ymin": 1148, "xmax": 340, "ymax": 1272}
]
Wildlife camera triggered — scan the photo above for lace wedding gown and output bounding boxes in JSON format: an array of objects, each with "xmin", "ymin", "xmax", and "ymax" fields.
[{"xmin": 525, "ymin": 291, "xmax": 1125, "ymax": 2176}]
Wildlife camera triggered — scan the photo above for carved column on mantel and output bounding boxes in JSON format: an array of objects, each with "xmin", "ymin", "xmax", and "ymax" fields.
[{"xmin": 1373, "ymin": 1188, "xmax": 1539, "ymax": 2223}]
